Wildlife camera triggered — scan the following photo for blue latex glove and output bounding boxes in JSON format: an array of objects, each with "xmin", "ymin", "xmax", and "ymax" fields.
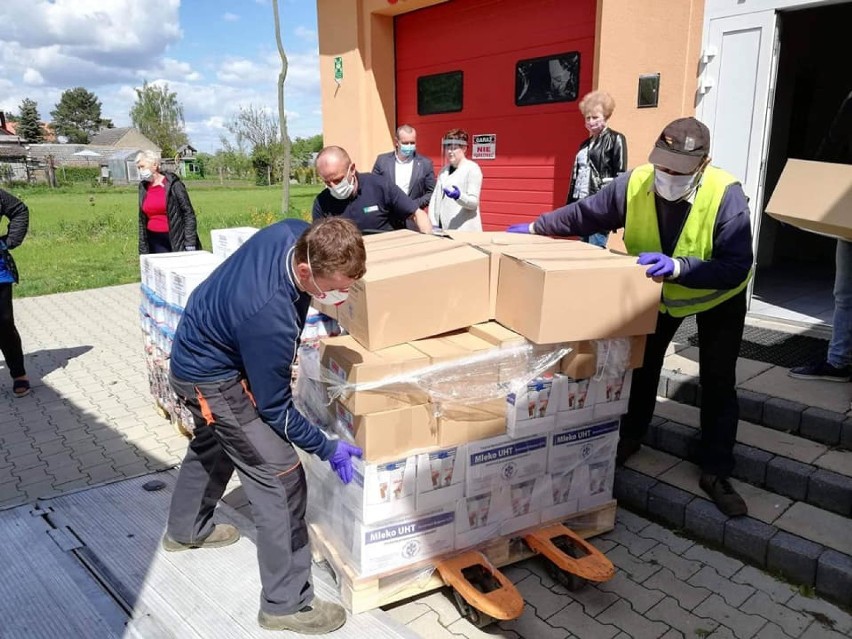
[
  {"xmin": 328, "ymin": 440, "xmax": 363, "ymax": 484},
  {"xmin": 507, "ymin": 223, "xmax": 532, "ymax": 234},
  {"xmin": 637, "ymin": 252, "xmax": 676, "ymax": 278},
  {"xmin": 442, "ymin": 186, "xmax": 460, "ymax": 200}
]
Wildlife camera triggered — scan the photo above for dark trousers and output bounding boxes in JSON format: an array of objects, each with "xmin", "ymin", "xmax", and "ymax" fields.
[
  {"xmin": 621, "ymin": 290, "xmax": 747, "ymax": 477},
  {"xmin": 147, "ymin": 230, "xmax": 173, "ymax": 253},
  {"xmin": 0, "ymin": 284, "xmax": 25, "ymax": 379},
  {"xmin": 167, "ymin": 373, "xmax": 312, "ymax": 615}
]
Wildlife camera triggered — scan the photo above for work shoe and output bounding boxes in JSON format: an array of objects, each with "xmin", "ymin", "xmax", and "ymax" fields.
[
  {"xmin": 162, "ymin": 524, "xmax": 240, "ymax": 552},
  {"xmin": 12, "ymin": 378, "xmax": 30, "ymax": 398},
  {"xmin": 258, "ymin": 598, "xmax": 347, "ymax": 634},
  {"xmin": 615, "ymin": 437, "xmax": 641, "ymax": 467},
  {"xmin": 699, "ymin": 474, "xmax": 748, "ymax": 517},
  {"xmin": 788, "ymin": 360, "xmax": 851, "ymax": 382}
]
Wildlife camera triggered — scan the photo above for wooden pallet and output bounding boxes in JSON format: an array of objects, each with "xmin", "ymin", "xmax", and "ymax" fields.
[
  {"xmin": 152, "ymin": 400, "xmax": 193, "ymax": 439},
  {"xmin": 309, "ymin": 499, "xmax": 617, "ymax": 614}
]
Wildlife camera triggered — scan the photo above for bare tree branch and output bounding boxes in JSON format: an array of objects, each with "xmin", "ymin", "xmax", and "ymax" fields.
[{"xmin": 272, "ymin": 0, "xmax": 292, "ymax": 216}]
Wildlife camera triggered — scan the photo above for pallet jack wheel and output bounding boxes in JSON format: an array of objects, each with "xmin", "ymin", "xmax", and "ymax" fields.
[{"xmin": 450, "ymin": 587, "xmax": 496, "ymax": 628}]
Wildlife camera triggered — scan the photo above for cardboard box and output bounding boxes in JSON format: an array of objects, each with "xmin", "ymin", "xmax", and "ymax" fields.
[
  {"xmin": 560, "ymin": 335, "xmax": 647, "ymax": 380},
  {"xmin": 548, "ymin": 419, "xmax": 619, "ymax": 511},
  {"xmin": 303, "ymin": 452, "xmax": 417, "ymax": 524},
  {"xmin": 465, "ymin": 432, "xmax": 549, "ymax": 494},
  {"xmin": 170, "ymin": 266, "xmax": 217, "ymax": 308},
  {"xmin": 139, "ymin": 251, "xmax": 219, "ymax": 292},
  {"xmin": 455, "ymin": 485, "xmax": 508, "ymax": 549},
  {"xmin": 437, "ymin": 399, "xmax": 507, "ymax": 447},
  {"xmin": 332, "ymin": 505, "xmax": 457, "ymax": 577},
  {"xmin": 416, "ymin": 446, "xmax": 466, "ymax": 512},
  {"xmin": 366, "ymin": 237, "xmax": 456, "ymax": 264},
  {"xmin": 152, "ymin": 256, "xmax": 221, "ymax": 302},
  {"xmin": 495, "ymin": 249, "xmax": 661, "ymax": 343},
  {"xmin": 501, "ymin": 476, "xmax": 546, "ymax": 535},
  {"xmin": 765, "ymin": 159, "xmax": 852, "ymax": 240},
  {"xmin": 361, "ymin": 229, "xmax": 422, "ymax": 245},
  {"xmin": 554, "ymin": 375, "xmax": 596, "ymax": 428},
  {"xmin": 540, "ymin": 473, "xmax": 581, "ymax": 523},
  {"xmin": 592, "ymin": 371, "xmax": 632, "ymax": 419},
  {"xmin": 210, "ymin": 227, "xmax": 258, "ymax": 260},
  {"xmin": 468, "ymin": 321, "xmax": 527, "ymax": 349},
  {"xmin": 337, "ymin": 244, "xmax": 490, "ymax": 350},
  {"xmin": 506, "ymin": 374, "xmax": 562, "ymax": 438},
  {"xmin": 332, "ymin": 401, "xmax": 437, "ymax": 462},
  {"xmin": 320, "ymin": 336, "xmax": 429, "ymax": 413}
]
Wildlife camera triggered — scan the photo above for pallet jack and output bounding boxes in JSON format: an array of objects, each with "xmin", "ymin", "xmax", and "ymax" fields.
[{"xmin": 436, "ymin": 523, "xmax": 614, "ymax": 627}]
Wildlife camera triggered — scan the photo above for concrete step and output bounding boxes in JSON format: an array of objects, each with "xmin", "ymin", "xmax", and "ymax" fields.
[
  {"xmin": 659, "ymin": 351, "xmax": 852, "ymax": 451},
  {"xmin": 613, "ymin": 398, "xmax": 852, "ymax": 608},
  {"xmin": 648, "ymin": 399, "xmax": 852, "ymax": 518}
]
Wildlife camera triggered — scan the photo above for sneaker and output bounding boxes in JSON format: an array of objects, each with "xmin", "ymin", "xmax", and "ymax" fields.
[
  {"xmin": 12, "ymin": 378, "xmax": 30, "ymax": 398},
  {"xmin": 258, "ymin": 598, "xmax": 347, "ymax": 634},
  {"xmin": 162, "ymin": 524, "xmax": 240, "ymax": 552},
  {"xmin": 788, "ymin": 360, "xmax": 851, "ymax": 382},
  {"xmin": 615, "ymin": 437, "xmax": 642, "ymax": 467},
  {"xmin": 699, "ymin": 474, "xmax": 748, "ymax": 517}
]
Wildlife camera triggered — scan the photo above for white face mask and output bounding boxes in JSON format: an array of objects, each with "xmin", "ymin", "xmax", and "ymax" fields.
[
  {"xmin": 654, "ymin": 170, "xmax": 697, "ymax": 201},
  {"xmin": 328, "ymin": 167, "xmax": 355, "ymax": 200},
  {"xmin": 306, "ymin": 246, "xmax": 350, "ymax": 305},
  {"xmin": 138, "ymin": 168, "xmax": 153, "ymax": 181}
]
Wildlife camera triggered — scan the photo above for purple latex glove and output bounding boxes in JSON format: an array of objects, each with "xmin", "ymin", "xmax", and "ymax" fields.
[
  {"xmin": 328, "ymin": 440, "xmax": 362, "ymax": 484},
  {"xmin": 507, "ymin": 223, "xmax": 532, "ymax": 234},
  {"xmin": 637, "ymin": 252, "xmax": 676, "ymax": 278},
  {"xmin": 442, "ymin": 185, "xmax": 460, "ymax": 200}
]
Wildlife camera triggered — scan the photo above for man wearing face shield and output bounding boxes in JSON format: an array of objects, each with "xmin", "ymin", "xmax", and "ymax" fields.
[
  {"xmin": 313, "ymin": 145, "xmax": 433, "ymax": 234},
  {"xmin": 163, "ymin": 217, "xmax": 366, "ymax": 633},
  {"xmin": 507, "ymin": 117, "xmax": 754, "ymax": 517}
]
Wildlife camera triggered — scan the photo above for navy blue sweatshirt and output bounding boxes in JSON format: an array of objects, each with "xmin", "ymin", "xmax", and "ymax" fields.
[
  {"xmin": 533, "ymin": 170, "xmax": 754, "ymax": 290},
  {"xmin": 169, "ymin": 219, "xmax": 336, "ymax": 460}
]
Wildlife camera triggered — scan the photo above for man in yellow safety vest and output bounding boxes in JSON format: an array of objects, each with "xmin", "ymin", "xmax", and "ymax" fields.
[{"xmin": 508, "ymin": 117, "xmax": 754, "ymax": 517}]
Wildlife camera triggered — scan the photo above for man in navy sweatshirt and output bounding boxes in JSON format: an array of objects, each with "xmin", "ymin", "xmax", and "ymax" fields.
[
  {"xmin": 508, "ymin": 118, "xmax": 754, "ymax": 518},
  {"xmin": 163, "ymin": 217, "xmax": 366, "ymax": 634}
]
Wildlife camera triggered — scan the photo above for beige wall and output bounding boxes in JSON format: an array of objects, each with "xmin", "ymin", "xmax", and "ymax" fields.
[
  {"xmin": 595, "ymin": 0, "xmax": 705, "ymax": 168},
  {"xmin": 317, "ymin": 0, "xmax": 446, "ymax": 169},
  {"xmin": 318, "ymin": 0, "xmax": 704, "ymax": 170}
]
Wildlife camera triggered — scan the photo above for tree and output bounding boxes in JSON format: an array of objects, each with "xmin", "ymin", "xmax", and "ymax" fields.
[
  {"xmin": 272, "ymin": 0, "xmax": 292, "ymax": 215},
  {"xmin": 17, "ymin": 98, "xmax": 44, "ymax": 143},
  {"xmin": 227, "ymin": 105, "xmax": 284, "ymax": 186},
  {"xmin": 51, "ymin": 87, "xmax": 112, "ymax": 144},
  {"xmin": 129, "ymin": 81, "xmax": 189, "ymax": 157},
  {"xmin": 291, "ymin": 134, "xmax": 323, "ymax": 167}
]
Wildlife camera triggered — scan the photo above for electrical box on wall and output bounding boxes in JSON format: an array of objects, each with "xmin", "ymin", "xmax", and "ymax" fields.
[{"xmin": 638, "ymin": 74, "xmax": 660, "ymax": 108}]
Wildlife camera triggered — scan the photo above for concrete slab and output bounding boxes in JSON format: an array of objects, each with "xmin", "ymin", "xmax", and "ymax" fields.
[
  {"xmin": 813, "ymin": 449, "xmax": 852, "ymax": 477},
  {"xmin": 740, "ymin": 366, "xmax": 852, "ymax": 415},
  {"xmin": 625, "ymin": 447, "xmax": 682, "ymax": 478},
  {"xmin": 664, "ymin": 348, "xmax": 773, "ymax": 385},
  {"xmin": 774, "ymin": 502, "xmax": 852, "ymax": 557},
  {"xmin": 737, "ymin": 422, "xmax": 827, "ymax": 465},
  {"xmin": 657, "ymin": 461, "xmax": 792, "ymax": 525}
]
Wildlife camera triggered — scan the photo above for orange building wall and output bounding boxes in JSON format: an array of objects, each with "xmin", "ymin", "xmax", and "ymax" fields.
[
  {"xmin": 317, "ymin": 0, "xmax": 704, "ymax": 171},
  {"xmin": 595, "ymin": 0, "xmax": 705, "ymax": 167}
]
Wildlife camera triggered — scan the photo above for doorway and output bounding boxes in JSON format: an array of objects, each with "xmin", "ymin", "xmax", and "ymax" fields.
[{"xmin": 753, "ymin": 1, "xmax": 852, "ymax": 326}]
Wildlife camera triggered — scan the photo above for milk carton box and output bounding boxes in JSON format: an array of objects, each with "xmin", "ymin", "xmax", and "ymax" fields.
[
  {"xmin": 455, "ymin": 485, "xmax": 509, "ymax": 549},
  {"xmin": 554, "ymin": 374, "xmax": 596, "ymax": 428},
  {"xmin": 465, "ymin": 433, "xmax": 549, "ymax": 495},
  {"xmin": 548, "ymin": 419, "xmax": 619, "ymax": 511},
  {"xmin": 505, "ymin": 374, "xmax": 561, "ymax": 438},
  {"xmin": 592, "ymin": 371, "xmax": 632, "ymax": 419},
  {"xmin": 416, "ymin": 446, "xmax": 465, "ymax": 512}
]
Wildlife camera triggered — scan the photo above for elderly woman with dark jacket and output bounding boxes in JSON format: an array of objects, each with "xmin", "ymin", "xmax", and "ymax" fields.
[
  {"xmin": 136, "ymin": 150, "xmax": 201, "ymax": 254},
  {"xmin": 566, "ymin": 91, "xmax": 627, "ymax": 247},
  {"xmin": 0, "ymin": 188, "xmax": 30, "ymax": 397}
]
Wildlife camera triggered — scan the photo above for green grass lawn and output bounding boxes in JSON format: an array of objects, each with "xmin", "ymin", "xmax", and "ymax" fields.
[{"xmin": 6, "ymin": 181, "xmax": 322, "ymax": 298}]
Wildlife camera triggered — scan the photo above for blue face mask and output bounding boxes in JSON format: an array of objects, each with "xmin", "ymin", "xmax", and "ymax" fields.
[{"xmin": 398, "ymin": 143, "xmax": 416, "ymax": 157}]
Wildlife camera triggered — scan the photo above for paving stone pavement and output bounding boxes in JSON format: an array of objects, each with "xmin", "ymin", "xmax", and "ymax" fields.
[{"xmin": 2, "ymin": 284, "xmax": 851, "ymax": 638}]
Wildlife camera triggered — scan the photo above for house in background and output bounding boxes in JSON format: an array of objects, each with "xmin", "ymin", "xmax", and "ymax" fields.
[
  {"xmin": 89, "ymin": 127, "xmax": 160, "ymax": 155},
  {"xmin": 175, "ymin": 144, "xmax": 199, "ymax": 177}
]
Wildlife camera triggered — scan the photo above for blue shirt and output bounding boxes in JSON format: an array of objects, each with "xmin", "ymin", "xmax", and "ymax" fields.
[
  {"xmin": 533, "ymin": 169, "xmax": 754, "ymax": 290},
  {"xmin": 312, "ymin": 171, "xmax": 419, "ymax": 233},
  {"xmin": 169, "ymin": 219, "xmax": 335, "ymax": 460}
]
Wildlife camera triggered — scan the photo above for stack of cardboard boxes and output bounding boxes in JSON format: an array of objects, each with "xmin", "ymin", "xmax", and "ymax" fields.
[
  {"xmin": 301, "ymin": 230, "xmax": 661, "ymax": 577},
  {"xmin": 139, "ymin": 227, "xmax": 258, "ymax": 432}
]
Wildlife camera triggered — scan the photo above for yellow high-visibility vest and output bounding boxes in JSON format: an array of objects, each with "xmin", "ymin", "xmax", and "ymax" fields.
[{"xmin": 623, "ymin": 163, "xmax": 751, "ymax": 317}]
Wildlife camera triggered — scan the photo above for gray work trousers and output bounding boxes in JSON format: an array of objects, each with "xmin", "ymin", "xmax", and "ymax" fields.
[{"xmin": 166, "ymin": 373, "xmax": 312, "ymax": 615}]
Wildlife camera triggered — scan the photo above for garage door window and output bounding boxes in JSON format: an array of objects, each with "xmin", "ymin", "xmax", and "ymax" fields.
[
  {"xmin": 417, "ymin": 71, "xmax": 464, "ymax": 115},
  {"xmin": 515, "ymin": 52, "xmax": 580, "ymax": 106}
]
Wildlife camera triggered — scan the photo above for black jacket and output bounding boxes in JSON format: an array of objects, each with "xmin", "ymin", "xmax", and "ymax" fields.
[
  {"xmin": 0, "ymin": 189, "xmax": 29, "ymax": 283},
  {"xmin": 372, "ymin": 151, "xmax": 436, "ymax": 209},
  {"xmin": 566, "ymin": 128, "xmax": 627, "ymax": 205},
  {"xmin": 138, "ymin": 172, "xmax": 201, "ymax": 254}
]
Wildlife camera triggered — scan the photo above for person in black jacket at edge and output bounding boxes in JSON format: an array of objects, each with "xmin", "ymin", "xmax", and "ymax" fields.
[
  {"xmin": 566, "ymin": 90, "xmax": 627, "ymax": 247},
  {"xmin": 509, "ymin": 117, "xmax": 754, "ymax": 518},
  {"xmin": 163, "ymin": 217, "xmax": 365, "ymax": 634},
  {"xmin": 136, "ymin": 149, "xmax": 201, "ymax": 254},
  {"xmin": 0, "ymin": 189, "xmax": 30, "ymax": 397}
]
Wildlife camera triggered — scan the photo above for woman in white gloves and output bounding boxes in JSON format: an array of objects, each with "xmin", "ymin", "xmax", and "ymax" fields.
[{"xmin": 428, "ymin": 128, "xmax": 483, "ymax": 231}]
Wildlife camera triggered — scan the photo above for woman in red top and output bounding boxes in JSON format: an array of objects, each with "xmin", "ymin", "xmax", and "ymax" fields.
[{"xmin": 136, "ymin": 150, "xmax": 201, "ymax": 254}]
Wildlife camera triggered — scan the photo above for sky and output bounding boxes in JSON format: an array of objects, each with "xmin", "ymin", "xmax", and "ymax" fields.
[{"xmin": 0, "ymin": 0, "xmax": 322, "ymax": 153}]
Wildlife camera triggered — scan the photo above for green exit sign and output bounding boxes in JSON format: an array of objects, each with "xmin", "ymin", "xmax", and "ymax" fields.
[{"xmin": 333, "ymin": 56, "xmax": 343, "ymax": 81}]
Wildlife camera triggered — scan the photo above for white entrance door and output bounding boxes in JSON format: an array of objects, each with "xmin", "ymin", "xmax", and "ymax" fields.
[{"xmin": 697, "ymin": 10, "xmax": 780, "ymax": 273}]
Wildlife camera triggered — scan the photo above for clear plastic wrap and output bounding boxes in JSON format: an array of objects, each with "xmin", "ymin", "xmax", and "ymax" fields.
[{"xmin": 591, "ymin": 337, "xmax": 632, "ymax": 380}]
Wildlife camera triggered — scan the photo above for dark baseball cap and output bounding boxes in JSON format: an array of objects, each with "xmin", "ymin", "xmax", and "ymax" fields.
[{"xmin": 648, "ymin": 117, "xmax": 711, "ymax": 174}]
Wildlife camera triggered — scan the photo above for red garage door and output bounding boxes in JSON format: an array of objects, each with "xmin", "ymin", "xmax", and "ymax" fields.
[{"xmin": 395, "ymin": 0, "xmax": 597, "ymax": 230}]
